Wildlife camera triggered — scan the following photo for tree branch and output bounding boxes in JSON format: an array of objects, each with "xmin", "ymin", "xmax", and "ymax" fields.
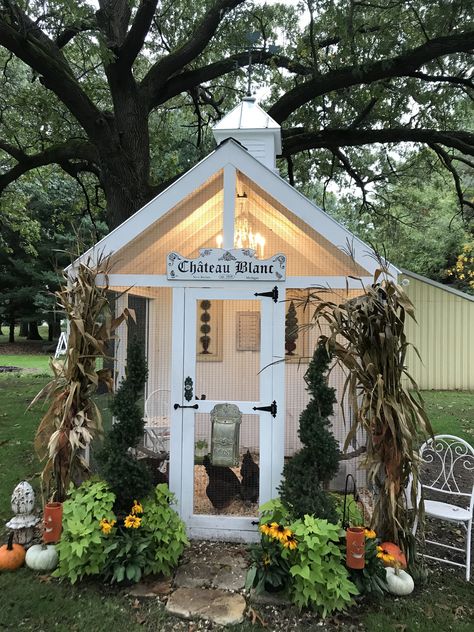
[
  {"xmin": 269, "ymin": 31, "xmax": 474, "ymax": 122},
  {"xmin": 147, "ymin": 50, "xmax": 311, "ymax": 111},
  {"xmin": 55, "ymin": 15, "xmax": 97, "ymax": 49},
  {"xmin": 141, "ymin": 0, "xmax": 247, "ymax": 105},
  {"xmin": 0, "ymin": 141, "xmax": 99, "ymax": 193},
  {"xmin": 407, "ymin": 70, "xmax": 474, "ymax": 90},
  {"xmin": 428, "ymin": 142, "xmax": 474, "ymax": 214},
  {"xmin": 282, "ymin": 128, "xmax": 474, "ymax": 157},
  {"xmin": 119, "ymin": 0, "xmax": 159, "ymax": 67},
  {"xmin": 0, "ymin": 7, "xmax": 105, "ymax": 139}
]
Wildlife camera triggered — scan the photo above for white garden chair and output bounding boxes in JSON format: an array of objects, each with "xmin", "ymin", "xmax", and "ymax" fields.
[
  {"xmin": 143, "ymin": 389, "xmax": 171, "ymax": 456},
  {"xmin": 414, "ymin": 434, "xmax": 474, "ymax": 581}
]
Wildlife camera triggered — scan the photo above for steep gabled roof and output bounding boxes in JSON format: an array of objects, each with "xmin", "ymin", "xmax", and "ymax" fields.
[{"xmin": 69, "ymin": 138, "xmax": 398, "ymax": 278}]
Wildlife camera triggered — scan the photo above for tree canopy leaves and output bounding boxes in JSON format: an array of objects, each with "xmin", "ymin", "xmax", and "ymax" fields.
[{"xmin": 0, "ymin": 0, "xmax": 472, "ymax": 228}]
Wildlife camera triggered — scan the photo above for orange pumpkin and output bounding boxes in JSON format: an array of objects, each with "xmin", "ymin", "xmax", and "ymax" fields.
[
  {"xmin": 0, "ymin": 533, "xmax": 26, "ymax": 571},
  {"xmin": 380, "ymin": 541, "xmax": 407, "ymax": 568}
]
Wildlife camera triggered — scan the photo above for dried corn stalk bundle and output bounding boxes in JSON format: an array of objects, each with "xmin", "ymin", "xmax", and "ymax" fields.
[
  {"xmin": 310, "ymin": 268, "xmax": 432, "ymax": 548},
  {"xmin": 32, "ymin": 255, "xmax": 133, "ymax": 502}
]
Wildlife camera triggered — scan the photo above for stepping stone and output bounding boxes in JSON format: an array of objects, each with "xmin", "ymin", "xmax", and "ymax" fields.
[
  {"xmin": 174, "ymin": 560, "xmax": 246, "ymax": 591},
  {"xmin": 127, "ymin": 579, "xmax": 173, "ymax": 598},
  {"xmin": 166, "ymin": 587, "xmax": 246, "ymax": 626}
]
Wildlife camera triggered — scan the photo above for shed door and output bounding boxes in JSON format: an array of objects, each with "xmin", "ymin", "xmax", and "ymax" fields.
[{"xmin": 170, "ymin": 286, "xmax": 284, "ymax": 540}]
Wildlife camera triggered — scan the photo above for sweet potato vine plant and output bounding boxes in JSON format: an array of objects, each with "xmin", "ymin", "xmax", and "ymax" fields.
[
  {"xmin": 32, "ymin": 255, "xmax": 133, "ymax": 503},
  {"xmin": 310, "ymin": 267, "xmax": 432, "ymax": 551}
]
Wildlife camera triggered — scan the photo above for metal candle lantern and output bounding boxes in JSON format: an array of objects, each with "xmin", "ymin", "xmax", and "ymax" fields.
[
  {"xmin": 210, "ymin": 403, "xmax": 242, "ymax": 466},
  {"xmin": 342, "ymin": 474, "xmax": 365, "ymax": 570}
]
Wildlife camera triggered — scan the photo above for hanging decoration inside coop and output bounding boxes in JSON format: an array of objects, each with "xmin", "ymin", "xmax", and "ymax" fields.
[{"xmin": 210, "ymin": 403, "xmax": 242, "ymax": 467}]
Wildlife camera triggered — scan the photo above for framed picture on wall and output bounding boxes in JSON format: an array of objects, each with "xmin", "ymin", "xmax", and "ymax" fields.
[
  {"xmin": 236, "ymin": 311, "xmax": 260, "ymax": 351},
  {"xmin": 196, "ymin": 299, "xmax": 223, "ymax": 361}
]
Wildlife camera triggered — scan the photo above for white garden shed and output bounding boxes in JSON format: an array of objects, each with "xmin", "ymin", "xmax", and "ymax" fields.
[{"xmin": 72, "ymin": 97, "xmax": 398, "ymax": 541}]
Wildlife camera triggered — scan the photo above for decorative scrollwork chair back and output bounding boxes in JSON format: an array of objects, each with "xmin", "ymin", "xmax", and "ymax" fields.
[
  {"xmin": 415, "ymin": 434, "xmax": 474, "ymax": 581},
  {"xmin": 143, "ymin": 389, "xmax": 171, "ymax": 454}
]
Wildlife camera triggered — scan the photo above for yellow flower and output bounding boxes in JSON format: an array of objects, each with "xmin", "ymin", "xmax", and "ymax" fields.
[
  {"xmin": 262, "ymin": 554, "xmax": 271, "ymax": 567},
  {"xmin": 269, "ymin": 523, "xmax": 293, "ymax": 543},
  {"xmin": 282, "ymin": 534, "xmax": 298, "ymax": 550},
  {"xmin": 131, "ymin": 500, "xmax": 143, "ymax": 515},
  {"xmin": 99, "ymin": 518, "xmax": 115, "ymax": 535},
  {"xmin": 124, "ymin": 514, "xmax": 142, "ymax": 529},
  {"xmin": 376, "ymin": 548, "xmax": 396, "ymax": 565},
  {"xmin": 259, "ymin": 523, "xmax": 273, "ymax": 536},
  {"xmin": 364, "ymin": 528, "xmax": 376, "ymax": 539}
]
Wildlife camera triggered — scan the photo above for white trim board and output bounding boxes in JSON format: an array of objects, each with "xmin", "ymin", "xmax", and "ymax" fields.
[
  {"xmin": 69, "ymin": 138, "xmax": 398, "ymax": 278},
  {"xmin": 99, "ymin": 274, "xmax": 373, "ymax": 289}
]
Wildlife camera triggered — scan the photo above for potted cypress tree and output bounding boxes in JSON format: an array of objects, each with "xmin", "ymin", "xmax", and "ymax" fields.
[
  {"xmin": 97, "ymin": 338, "xmax": 152, "ymax": 512},
  {"xmin": 279, "ymin": 340, "xmax": 340, "ymax": 521}
]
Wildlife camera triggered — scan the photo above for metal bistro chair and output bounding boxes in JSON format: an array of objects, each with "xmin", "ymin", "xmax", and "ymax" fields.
[
  {"xmin": 143, "ymin": 389, "xmax": 171, "ymax": 457},
  {"xmin": 413, "ymin": 434, "xmax": 474, "ymax": 581}
]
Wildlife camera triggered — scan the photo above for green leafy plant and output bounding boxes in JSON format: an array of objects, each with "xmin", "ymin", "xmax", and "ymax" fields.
[
  {"xmin": 140, "ymin": 484, "xmax": 189, "ymax": 576},
  {"xmin": 55, "ymin": 481, "xmax": 188, "ymax": 585},
  {"xmin": 249, "ymin": 500, "xmax": 357, "ymax": 616},
  {"xmin": 331, "ymin": 493, "xmax": 363, "ymax": 527},
  {"xmin": 284, "ymin": 515, "xmax": 358, "ymax": 616},
  {"xmin": 279, "ymin": 341, "xmax": 340, "ymax": 522},
  {"xmin": 54, "ymin": 479, "xmax": 116, "ymax": 583},
  {"xmin": 97, "ymin": 338, "xmax": 152, "ymax": 511}
]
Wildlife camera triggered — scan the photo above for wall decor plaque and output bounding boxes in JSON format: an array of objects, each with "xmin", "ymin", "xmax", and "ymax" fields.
[{"xmin": 167, "ymin": 248, "xmax": 286, "ymax": 281}]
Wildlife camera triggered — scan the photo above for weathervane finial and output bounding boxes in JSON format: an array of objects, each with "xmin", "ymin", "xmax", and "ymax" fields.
[{"xmin": 245, "ymin": 31, "xmax": 260, "ymax": 97}]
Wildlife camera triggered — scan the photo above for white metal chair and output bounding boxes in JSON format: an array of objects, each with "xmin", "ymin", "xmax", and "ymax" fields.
[
  {"xmin": 413, "ymin": 434, "xmax": 474, "ymax": 581},
  {"xmin": 143, "ymin": 389, "xmax": 171, "ymax": 455}
]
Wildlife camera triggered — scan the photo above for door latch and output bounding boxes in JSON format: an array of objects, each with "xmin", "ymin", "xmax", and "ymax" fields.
[{"xmin": 253, "ymin": 400, "xmax": 277, "ymax": 418}]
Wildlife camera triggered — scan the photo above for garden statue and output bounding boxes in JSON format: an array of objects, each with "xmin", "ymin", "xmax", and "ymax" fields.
[{"xmin": 5, "ymin": 481, "xmax": 40, "ymax": 548}]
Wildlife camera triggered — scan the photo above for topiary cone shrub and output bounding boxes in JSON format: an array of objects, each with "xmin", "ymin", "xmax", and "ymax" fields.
[
  {"xmin": 97, "ymin": 337, "xmax": 152, "ymax": 511},
  {"xmin": 279, "ymin": 340, "xmax": 340, "ymax": 521}
]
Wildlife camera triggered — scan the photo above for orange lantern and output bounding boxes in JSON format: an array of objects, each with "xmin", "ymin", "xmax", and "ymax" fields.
[
  {"xmin": 346, "ymin": 527, "xmax": 365, "ymax": 569},
  {"xmin": 342, "ymin": 474, "xmax": 366, "ymax": 569},
  {"xmin": 43, "ymin": 502, "xmax": 63, "ymax": 543}
]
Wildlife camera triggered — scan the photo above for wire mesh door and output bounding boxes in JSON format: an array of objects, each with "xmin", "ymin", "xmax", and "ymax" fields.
[{"xmin": 177, "ymin": 286, "xmax": 277, "ymax": 538}]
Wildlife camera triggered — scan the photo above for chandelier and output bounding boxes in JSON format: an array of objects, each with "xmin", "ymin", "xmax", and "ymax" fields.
[{"xmin": 215, "ymin": 194, "xmax": 266, "ymax": 258}]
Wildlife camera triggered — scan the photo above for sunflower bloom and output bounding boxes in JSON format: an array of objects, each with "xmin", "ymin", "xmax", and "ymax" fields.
[
  {"xmin": 269, "ymin": 523, "xmax": 292, "ymax": 542},
  {"xmin": 259, "ymin": 523, "xmax": 273, "ymax": 537},
  {"xmin": 376, "ymin": 548, "xmax": 395, "ymax": 565},
  {"xmin": 364, "ymin": 528, "xmax": 376, "ymax": 539},
  {"xmin": 131, "ymin": 500, "xmax": 143, "ymax": 515},
  {"xmin": 283, "ymin": 534, "xmax": 298, "ymax": 550},
  {"xmin": 99, "ymin": 518, "xmax": 115, "ymax": 535},
  {"xmin": 124, "ymin": 514, "xmax": 142, "ymax": 529}
]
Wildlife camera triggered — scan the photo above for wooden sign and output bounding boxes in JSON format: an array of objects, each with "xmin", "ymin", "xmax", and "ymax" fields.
[{"xmin": 167, "ymin": 248, "xmax": 286, "ymax": 281}]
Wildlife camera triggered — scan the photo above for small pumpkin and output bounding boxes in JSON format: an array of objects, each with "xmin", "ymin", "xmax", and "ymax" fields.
[
  {"xmin": 385, "ymin": 567, "xmax": 414, "ymax": 596},
  {"xmin": 25, "ymin": 543, "xmax": 58, "ymax": 572},
  {"xmin": 0, "ymin": 533, "xmax": 26, "ymax": 571},
  {"xmin": 380, "ymin": 541, "xmax": 407, "ymax": 568}
]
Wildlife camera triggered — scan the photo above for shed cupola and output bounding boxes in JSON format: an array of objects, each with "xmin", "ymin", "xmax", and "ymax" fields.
[{"xmin": 212, "ymin": 96, "xmax": 282, "ymax": 173}]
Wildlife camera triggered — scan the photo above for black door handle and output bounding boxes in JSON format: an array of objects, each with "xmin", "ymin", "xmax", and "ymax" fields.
[{"xmin": 174, "ymin": 403, "xmax": 199, "ymax": 410}]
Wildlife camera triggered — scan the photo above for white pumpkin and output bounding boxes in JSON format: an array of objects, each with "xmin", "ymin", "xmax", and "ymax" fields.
[
  {"xmin": 25, "ymin": 544, "xmax": 58, "ymax": 572},
  {"xmin": 385, "ymin": 567, "xmax": 414, "ymax": 596}
]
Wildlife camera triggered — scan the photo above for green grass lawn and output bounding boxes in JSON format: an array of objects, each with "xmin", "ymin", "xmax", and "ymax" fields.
[{"xmin": 0, "ymin": 377, "xmax": 472, "ymax": 631}]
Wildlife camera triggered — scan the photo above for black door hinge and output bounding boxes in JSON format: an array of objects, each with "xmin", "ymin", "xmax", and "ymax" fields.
[
  {"xmin": 253, "ymin": 400, "xmax": 277, "ymax": 418},
  {"xmin": 254, "ymin": 286, "xmax": 278, "ymax": 303},
  {"xmin": 174, "ymin": 403, "xmax": 199, "ymax": 410}
]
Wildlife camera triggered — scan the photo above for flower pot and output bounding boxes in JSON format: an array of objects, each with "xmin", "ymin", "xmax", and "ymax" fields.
[
  {"xmin": 43, "ymin": 502, "xmax": 63, "ymax": 543},
  {"xmin": 346, "ymin": 527, "xmax": 365, "ymax": 569}
]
